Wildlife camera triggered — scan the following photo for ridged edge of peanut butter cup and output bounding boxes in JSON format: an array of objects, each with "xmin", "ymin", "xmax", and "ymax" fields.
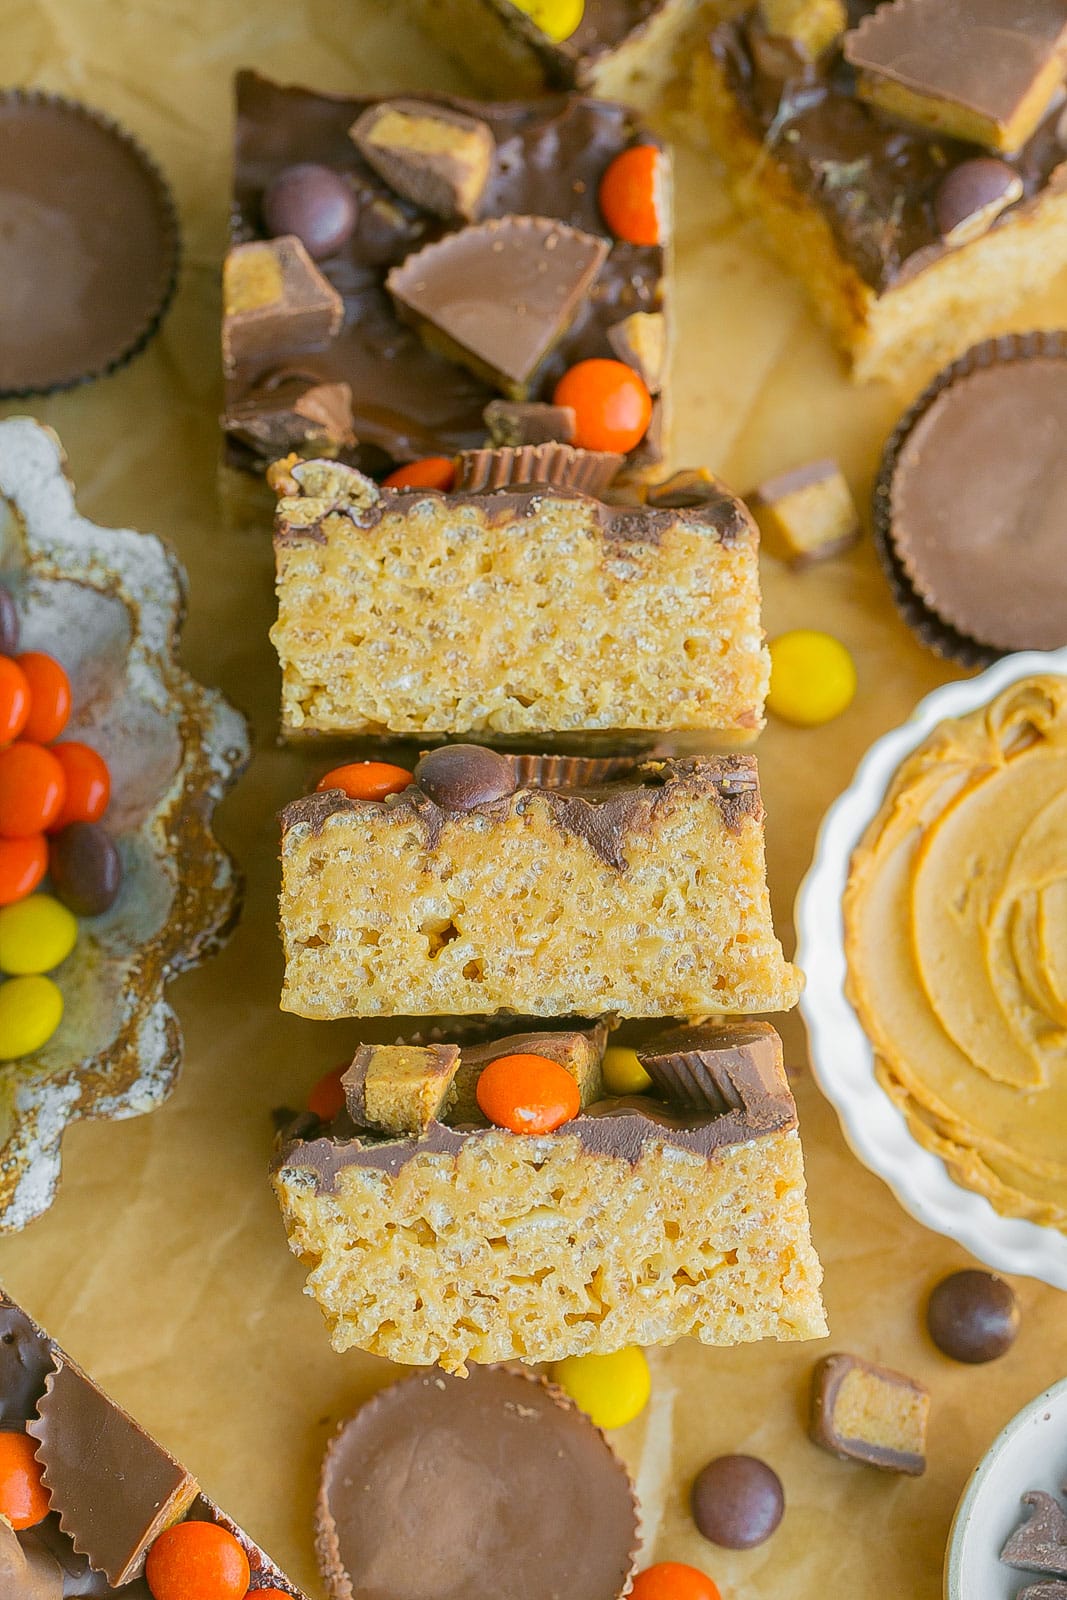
[
  {"xmin": 455, "ymin": 443, "xmax": 623, "ymax": 495},
  {"xmin": 502, "ymin": 751, "xmax": 644, "ymax": 787},
  {"xmin": 872, "ymin": 329, "xmax": 1067, "ymax": 667}
]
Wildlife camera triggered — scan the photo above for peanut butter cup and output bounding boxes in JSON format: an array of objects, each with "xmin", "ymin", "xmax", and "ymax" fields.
[
  {"xmin": 874, "ymin": 332, "xmax": 1067, "ymax": 663},
  {"xmin": 0, "ymin": 91, "xmax": 179, "ymax": 396}
]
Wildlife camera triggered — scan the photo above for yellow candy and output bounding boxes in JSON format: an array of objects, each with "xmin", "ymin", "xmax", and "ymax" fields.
[
  {"xmin": 0, "ymin": 894, "xmax": 78, "ymax": 976},
  {"xmin": 508, "ymin": 0, "xmax": 585, "ymax": 43},
  {"xmin": 0, "ymin": 975, "xmax": 63, "ymax": 1059},
  {"xmin": 602, "ymin": 1045, "xmax": 653, "ymax": 1097},
  {"xmin": 767, "ymin": 628, "xmax": 856, "ymax": 727},
  {"xmin": 553, "ymin": 1346, "xmax": 651, "ymax": 1430}
]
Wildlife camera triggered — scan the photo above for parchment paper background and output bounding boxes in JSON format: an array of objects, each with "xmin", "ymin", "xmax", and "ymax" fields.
[{"xmin": 3, "ymin": 3, "xmax": 1067, "ymax": 1595}]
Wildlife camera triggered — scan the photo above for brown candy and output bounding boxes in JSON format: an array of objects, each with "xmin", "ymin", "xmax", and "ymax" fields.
[
  {"xmin": 262, "ymin": 164, "xmax": 358, "ymax": 259},
  {"xmin": 387, "ymin": 216, "xmax": 609, "ymax": 399},
  {"xmin": 222, "ymin": 236, "xmax": 343, "ymax": 376},
  {"xmin": 935, "ymin": 158, "xmax": 1023, "ymax": 246},
  {"xmin": 926, "ymin": 1269, "xmax": 1020, "ymax": 1363},
  {"xmin": 484, "ymin": 399, "xmax": 577, "ymax": 447},
  {"xmin": 690, "ymin": 1454, "xmax": 785, "ymax": 1550},
  {"xmin": 350, "ymin": 100, "xmax": 494, "ymax": 222},
  {"xmin": 49, "ymin": 823, "xmax": 122, "ymax": 917},
  {"xmin": 1003, "ymin": 1492, "xmax": 1067, "ymax": 1578},
  {"xmin": 414, "ymin": 744, "xmax": 516, "ymax": 810},
  {"xmin": 809, "ymin": 1353, "xmax": 929, "ymax": 1475},
  {"xmin": 454, "ymin": 444, "xmax": 622, "ymax": 495}
]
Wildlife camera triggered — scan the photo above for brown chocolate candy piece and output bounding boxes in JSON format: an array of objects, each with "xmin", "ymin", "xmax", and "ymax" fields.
[
  {"xmin": 606, "ymin": 311, "xmax": 666, "ymax": 394},
  {"xmin": 0, "ymin": 1519, "xmax": 62, "ymax": 1600},
  {"xmin": 484, "ymin": 399, "xmax": 577, "ymax": 447},
  {"xmin": 454, "ymin": 443, "xmax": 622, "ymax": 495},
  {"xmin": 262, "ymin": 164, "xmax": 358, "ymax": 259},
  {"xmin": 49, "ymin": 823, "xmax": 122, "ymax": 918},
  {"xmin": 927, "ymin": 1269, "xmax": 1020, "ymax": 1363},
  {"xmin": 350, "ymin": 100, "xmax": 494, "ymax": 222},
  {"xmin": 637, "ymin": 1019, "xmax": 789, "ymax": 1119},
  {"xmin": 810, "ymin": 1352, "xmax": 929, "ymax": 1475},
  {"xmin": 28, "ymin": 1356, "xmax": 199, "ymax": 1585},
  {"xmin": 414, "ymin": 744, "xmax": 516, "ymax": 809},
  {"xmin": 503, "ymin": 753, "xmax": 642, "ymax": 787},
  {"xmin": 748, "ymin": 458, "xmax": 860, "ymax": 567},
  {"xmin": 222, "ymin": 236, "xmax": 343, "ymax": 377},
  {"xmin": 691, "ymin": 1454, "xmax": 785, "ymax": 1550},
  {"xmin": 935, "ymin": 157, "xmax": 1023, "ymax": 246},
  {"xmin": 0, "ymin": 586, "xmax": 20, "ymax": 656},
  {"xmin": 315, "ymin": 1366, "xmax": 639, "ymax": 1600},
  {"xmin": 1003, "ymin": 1492, "xmax": 1067, "ymax": 1578},
  {"xmin": 387, "ymin": 216, "xmax": 609, "ymax": 399},
  {"xmin": 0, "ymin": 1303, "xmax": 52, "ymax": 1426},
  {"xmin": 224, "ymin": 375, "xmax": 356, "ymax": 457}
]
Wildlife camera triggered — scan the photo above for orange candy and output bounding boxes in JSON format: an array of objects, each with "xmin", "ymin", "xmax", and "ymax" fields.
[
  {"xmin": 630, "ymin": 1563, "xmax": 722, "ymax": 1600},
  {"xmin": 50, "ymin": 741, "xmax": 111, "ymax": 830},
  {"xmin": 0, "ymin": 834, "xmax": 48, "ymax": 906},
  {"xmin": 0, "ymin": 743, "xmax": 66, "ymax": 838},
  {"xmin": 0, "ymin": 657, "xmax": 31, "ymax": 745},
  {"xmin": 18, "ymin": 652, "xmax": 72, "ymax": 744},
  {"xmin": 308, "ymin": 1062, "xmax": 348, "ymax": 1121},
  {"xmin": 598, "ymin": 144, "xmax": 665, "ymax": 246},
  {"xmin": 382, "ymin": 457, "xmax": 456, "ymax": 491},
  {"xmin": 316, "ymin": 761, "xmax": 413, "ymax": 802},
  {"xmin": 0, "ymin": 1431, "xmax": 50, "ymax": 1529},
  {"xmin": 553, "ymin": 359, "xmax": 652, "ymax": 454},
  {"xmin": 145, "ymin": 1521, "xmax": 251, "ymax": 1600},
  {"xmin": 475, "ymin": 1052, "xmax": 581, "ymax": 1134}
]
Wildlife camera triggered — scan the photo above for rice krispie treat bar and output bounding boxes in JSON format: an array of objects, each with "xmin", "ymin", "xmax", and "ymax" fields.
[
  {"xmin": 270, "ymin": 456, "xmax": 767, "ymax": 741},
  {"xmin": 224, "ymin": 73, "xmax": 670, "ymax": 491},
  {"xmin": 691, "ymin": 0, "xmax": 1067, "ymax": 383},
  {"xmin": 272, "ymin": 1019, "xmax": 826, "ymax": 1371},
  {"xmin": 279, "ymin": 745, "xmax": 802, "ymax": 1019}
]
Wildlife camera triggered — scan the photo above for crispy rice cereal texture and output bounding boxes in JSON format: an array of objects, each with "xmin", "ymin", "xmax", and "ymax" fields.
[
  {"xmin": 273, "ymin": 1125, "xmax": 826, "ymax": 1371},
  {"xmin": 278, "ymin": 759, "xmax": 802, "ymax": 1019},
  {"xmin": 270, "ymin": 460, "xmax": 768, "ymax": 739}
]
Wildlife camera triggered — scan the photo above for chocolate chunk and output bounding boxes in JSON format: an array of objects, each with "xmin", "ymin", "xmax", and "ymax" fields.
[
  {"xmin": 49, "ymin": 823, "xmax": 122, "ymax": 918},
  {"xmin": 935, "ymin": 158, "xmax": 1024, "ymax": 246},
  {"xmin": 315, "ymin": 1366, "xmax": 639, "ymax": 1600},
  {"xmin": 690, "ymin": 1454, "xmax": 785, "ymax": 1550},
  {"xmin": 484, "ymin": 399, "xmax": 577, "ymax": 447},
  {"xmin": 637, "ymin": 1020, "xmax": 789, "ymax": 1119},
  {"xmin": 606, "ymin": 312, "xmax": 666, "ymax": 394},
  {"xmin": 758, "ymin": 0, "xmax": 846, "ymax": 60},
  {"xmin": 387, "ymin": 216, "xmax": 609, "ymax": 400},
  {"xmin": 343, "ymin": 1042, "xmax": 460, "ymax": 1135},
  {"xmin": 223, "ymin": 375, "xmax": 356, "ymax": 457},
  {"xmin": 454, "ymin": 443, "xmax": 622, "ymax": 495},
  {"xmin": 809, "ymin": 1353, "xmax": 929, "ymax": 1475},
  {"xmin": 27, "ymin": 1356, "xmax": 199, "ymax": 1584},
  {"xmin": 414, "ymin": 744, "xmax": 516, "ymax": 809},
  {"xmin": 0, "ymin": 585, "xmax": 20, "ymax": 656},
  {"xmin": 262, "ymin": 164, "xmax": 358, "ymax": 259},
  {"xmin": 1003, "ymin": 1492, "xmax": 1067, "ymax": 1577},
  {"xmin": 845, "ymin": 0, "xmax": 1067, "ymax": 153},
  {"xmin": 927, "ymin": 1270, "xmax": 1020, "ymax": 1362},
  {"xmin": 748, "ymin": 458, "xmax": 860, "ymax": 567},
  {"xmin": 0, "ymin": 1519, "xmax": 62, "ymax": 1600},
  {"xmin": 350, "ymin": 100, "xmax": 494, "ymax": 222},
  {"xmin": 222, "ymin": 236, "xmax": 343, "ymax": 376},
  {"xmin": 0, "ymin": 1302, "xmax": 52, "ymax": 1425}
]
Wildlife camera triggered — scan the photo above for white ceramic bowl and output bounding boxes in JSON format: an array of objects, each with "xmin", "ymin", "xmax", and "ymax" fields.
[
  {"xmin": 796, "ymin": 648, "xmax": 1067, "ymax": 1288},
  {"xmin": 945, "ymin": 1375, "xmax": 1067, "ymax": 1599}
]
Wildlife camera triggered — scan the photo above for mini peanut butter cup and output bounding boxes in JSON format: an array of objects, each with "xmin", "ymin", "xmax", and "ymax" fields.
[
  {"xmin": 503, "ymin": 751, "xmax": 643, "ymax": 787},
  {"xmin": 0, "ymin": 90, "xmax": 179, "ymax": 396},
  {"xmin": 315, "ymin": 1365, "xmax": 640, "ymax": 1600},
  {"xmin": 455, "ymin": 443, "xmax": 623, "ymax": 495},
  {"xmin": 874, "ymin": 330, "xmax": 1067, "ymax": 665}
]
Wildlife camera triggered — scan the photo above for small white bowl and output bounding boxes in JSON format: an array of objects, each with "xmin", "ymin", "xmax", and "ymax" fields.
[
  {"xmin": 796, "ymin": 648, "xmax": 1067, "ymax": 1288},
  {"xmin": 945, "ymin": 1375, "xmax": 1067, "ymax": 1599}
]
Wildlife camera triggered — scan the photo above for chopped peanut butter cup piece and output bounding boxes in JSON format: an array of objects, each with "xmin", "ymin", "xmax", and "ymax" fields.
[
  {"xmin": 749, "ymin": 458, "xmax": 860, "ymax": 567},
  {"xmin": 809, "ymin": 1353, "xmax": 929, "ymax": 1475},
  {"xmin": 350, "ymin": 99, "xmax": 494, "ymax": 221},
  {"xmin": 450, "ymin": 1023, "xmax": 607, "ymax": 1123},
  {"xmin": 223, "ymin": 375, "xmax": 356, "ymax": 457},
  {"xmin": 455, "ymin": 443, "xmax": 622, "ymax": 494},
  {"xmin": 637, "ymin": 1019, "xmax": 793, "ymax": 1126},
  {"xmin": 484, "ymin": 398, "xmax": 577, "ymax": 447},
  {"xmin": 607, "ymin": 311, "xmax": 666, "ymax": 394},
  {"xmin": 758, "ymin": 0, "xmax": 846, "ymax": 61},
  {"xmin": 222, "ymin": 236, "xmax": 343, "ymax": 375},
  {"xmin": 845, "ymin": 0, "xmax": 1067, "ymax": 153},
  {"xmin": 387, "ymin": 215, "xmax": 609, "ymax": 399},
  {"xmin": 28, "ymin": 1357, "xmax": 199, "ymax": 1584},
  {"xmin": 343, "ymin": 1042, "xmax": 461, "ymax": 1136}
]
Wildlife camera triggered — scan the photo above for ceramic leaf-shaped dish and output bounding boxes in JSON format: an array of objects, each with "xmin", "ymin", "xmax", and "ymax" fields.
[{"xmin": 0, "ymin": 418, "xmax": 249, "ymax": 1230}]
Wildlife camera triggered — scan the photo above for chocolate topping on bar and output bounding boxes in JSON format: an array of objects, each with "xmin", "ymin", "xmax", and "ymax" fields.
[
  {"xmin": 1003, "ymin": 1493, "xmax": 1067, "ymax": 1577},
  {"xmin": 0, "ymin": 1521, "xmax": 61, "ymax": 1600},
  {"xmin": 484, "ymin": 398, "xmax": 577, "ymax": 446},
  {"xmin": 455, "ymin": 443, "xmax": 623, "ymax": 493},
  {"xmin": 315, "ymin": 1366, "xmax": 639, "ymax": 1600},
  {"xmin": 387, "ymin": 216, "xmax": 610, "ymax": 397},
  {"xmin": 28, "ymin": 1358, "xmax": 199, "ymax": 1585},
  {"xmin": 637, "ymin": 1019, "xmax": 789, "ymax": 1118},
  {"xmin": 0, "ymin": 1305, "xmax": 52, "ymax": 1426},
  {"xmin": 350, "ymin": 100, "xmax": 494, "ymax": 221},
  {"xmin": 809, "ymin": 1353, "xmax": 929, "ymax": 1475}
]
